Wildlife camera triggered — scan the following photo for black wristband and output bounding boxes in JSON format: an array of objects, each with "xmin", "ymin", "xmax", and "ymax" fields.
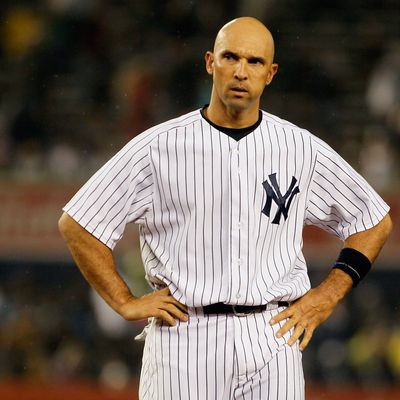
[{"xmin": 332, "ymin": 247, "xmax": 372, "ymax": 288}]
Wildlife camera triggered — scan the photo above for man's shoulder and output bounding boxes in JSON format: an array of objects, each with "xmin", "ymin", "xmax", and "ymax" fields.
[
  {"xmin": 260, "ymin": 111, "xmax": 325, "ymax": 146},
  {"xmin": 122, "ymin": 109, "xmax": 201, "ymax": 154},
  {"xmin": 141, "ymin": 109, "xmax": 201, "ymax": 138},
  {"xmin": 261, "ymin": 111, "xmax": 306, "ymax": 132}
]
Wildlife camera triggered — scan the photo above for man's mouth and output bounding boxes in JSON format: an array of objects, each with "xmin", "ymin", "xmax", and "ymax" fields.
[
  {"xmin": 231, "ymin": 87, "xmax": 248, "ymax": 92},
  {"xmin": 232, "ymin": 86, "xmax": 247, "ymax": 92}
]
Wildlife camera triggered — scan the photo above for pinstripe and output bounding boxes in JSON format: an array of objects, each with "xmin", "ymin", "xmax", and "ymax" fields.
[
  {"xmin": 194, "ymin": 317, "xmax": 199, "ymax": 400},
  {"xmin": 315, "ymin": 167, "xmax": 366, "ymax": 227},
  {"xmin": 269, "ymin": 124, "xmax": 281, "ymax": 285},
  {"xmin": 152, "ymin": 135, "xmax": 169, "ymax": 266},
  {"xmin": 209, "ymin": 125, "xmax": 217, "ymax": 301},
  {"xmin": 163, "ymin": 132, "xmax": 176, "ymax": 270},
  {"xmin": 228, "ymin": 138, "xmax": 234, "ymax": 302},
  {"xmin": 237, "ymin": 318, "xmax": 250, "ymax": 380},
  {"xmin": 176, "ymin": 324, "xmax": 182, "ymax": 400},
  {"xmin": 309, "ymin": 191, "xmax": 348, "ymax": 225},
  {"xmin": 154, "ymin": 322, "xmax": 159, "ymax": 399},
  {"xmin": 166, "ymin": 131, "xmax": 180, "ymax": 288},
  {"xmin": 310, "ymin": 179, "xmax": 359, "ymax": 235},
  {"xmin": 243, "ymin": 317, "xmax": 258, "ymax": 376},
  {"xmin": 167, "ymin": 327, "xmax": 172, "ymax": 399},
  {"xmin": 317, "ymin": 152, "xmax": 381, "ymax": 220},
  {"xmin": 217, "ymin": 133, "xmax": 224, "ymax": 301},
  {"xmin": 223, "ymin": 314, "xmax": 228, "ymax": 391},
  {"xmin": 237, "ymin": 141, "xmax": 243, "ymax": 302},
  {"xmin": 185, "ymin": 321, "xmax": 190, "ymax": 400},
  {"xmin": 245, "ymin": 138, "xmax": 256, "ymax": 304},
  {"xmin": 284, "ymin": 344, "xmax": 289, "ymax": 400},
  {"xmin": 192, "ymin": 125, "xmax": 199, "ymax": 306},
  {"xmin": 200, "ymin": 121, "xmax": 207, "ymax": 305},
  {"xmin": 214, "ymin": 314, "xmax": 219, "ymax": 399},
  {"xmin": 64, "ymin": 108, "xmax": 388, "ymax": 399},
  {"xmin": 205, "ymin": 314, "xmax": 210, "ymax": 398},
  {"xmin": 257, "ymin": 124, "xmax": 275, "ymax": 295},
  {"xmin": 174, "ymin": 129, "xmax": 185, "ymax": 300},
  {"xmin": 250, "ymin": 132, "xmax": 265, "ymax": 303},
  {"xmin": 160, "ymin": 326, "xmax": 165, "ymax": 398}
]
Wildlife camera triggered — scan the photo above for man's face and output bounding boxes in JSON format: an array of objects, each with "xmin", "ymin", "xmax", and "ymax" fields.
[{"xmin": 205, "ymin": 24, "xmax": 278, "ymax": 113}]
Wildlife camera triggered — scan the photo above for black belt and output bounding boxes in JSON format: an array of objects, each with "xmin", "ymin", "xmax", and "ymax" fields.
[{"xmin": 202, "ymin": 301, "xmax": 289, "ymax": 316}]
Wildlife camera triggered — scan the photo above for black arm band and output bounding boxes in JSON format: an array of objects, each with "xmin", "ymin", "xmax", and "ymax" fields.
[{"xmin": 332, "ymin": 247, "xmax": 372, "ymax": 288}]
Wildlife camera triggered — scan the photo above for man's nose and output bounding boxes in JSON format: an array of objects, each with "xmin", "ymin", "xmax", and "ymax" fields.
[{"xmin": 234, "ymin": 60, "xmax": 248, "ymax": 80}]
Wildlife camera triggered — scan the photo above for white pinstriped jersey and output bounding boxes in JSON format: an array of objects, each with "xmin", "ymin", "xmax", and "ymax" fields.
[{"xmin": 64, "ymin": 109, "xmax": 389, "ymax": 307}]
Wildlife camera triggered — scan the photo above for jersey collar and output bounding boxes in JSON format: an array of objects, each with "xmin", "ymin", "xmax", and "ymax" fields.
[{"xmin": 200, "ymin": 105, "xmax": 262, "ymax": 141}]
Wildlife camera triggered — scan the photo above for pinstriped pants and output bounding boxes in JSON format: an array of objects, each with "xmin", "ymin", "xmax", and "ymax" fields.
[{"xmin": 139, "ymin": 305, "xmax": 305, "ymax": 400}]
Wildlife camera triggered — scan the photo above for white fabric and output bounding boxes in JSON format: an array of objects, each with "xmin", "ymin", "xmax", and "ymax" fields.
[
  {"xmin": 139, "ymin": 306, "xmax": 304, "ymax": 400},
  {"xmin": 64, "ymin": 109, "xmax": 389, "ymax": 308}
]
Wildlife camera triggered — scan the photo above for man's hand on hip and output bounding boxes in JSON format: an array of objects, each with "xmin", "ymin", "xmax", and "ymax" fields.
[
  {"xmin": 118, "ymin": 287, "xmax": 189, "ymax": 326},
  {"xmin": 269, "ymin": 268, "xmax": 353, "ymax": 351}
]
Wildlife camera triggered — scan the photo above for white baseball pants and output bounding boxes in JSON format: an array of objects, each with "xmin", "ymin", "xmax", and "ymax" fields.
[{"xmin": 139, "ymin": 305, "xmax": 304, "ymax": 400}]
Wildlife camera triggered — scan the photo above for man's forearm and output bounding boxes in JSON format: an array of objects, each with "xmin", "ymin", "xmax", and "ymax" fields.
[
  {"xmin": 58, "ymin": 212, "xmax": 134, "ymax": 314},
  {"xmin": 316, "ymin": 267, "xmax": 353, "ymax": 303},
  {"xmin": 343, "ymin": 213, "xmax": 392, "ymax": 262},
  {"xmin": 331, "ymin": 213, "xmax": 393, "ymax": 287}
]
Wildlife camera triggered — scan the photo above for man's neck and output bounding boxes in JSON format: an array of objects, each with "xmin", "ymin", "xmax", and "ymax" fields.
[{"xmin": 205, "ymin": 97, "xmax": 260, "ymax": 129}]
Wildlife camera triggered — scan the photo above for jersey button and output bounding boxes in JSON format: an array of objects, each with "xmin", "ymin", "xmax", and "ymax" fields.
[{"xmin": 236, "ymin": 293, "xmax": 241, "ymax": 299}]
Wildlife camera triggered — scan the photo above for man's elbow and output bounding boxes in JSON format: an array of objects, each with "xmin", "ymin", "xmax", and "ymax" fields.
[
  {"xmin": 382, "ymin": 213, "xmax": 393, "ymax": 239},
  {"xmin": 58, "ymin": 212, "xmax": 75, "ymax": 242}
]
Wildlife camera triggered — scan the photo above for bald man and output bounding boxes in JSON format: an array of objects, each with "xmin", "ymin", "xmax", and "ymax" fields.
[{"xmin": 59, "ymin": 17, "xmax": 391, "ymax": 399}]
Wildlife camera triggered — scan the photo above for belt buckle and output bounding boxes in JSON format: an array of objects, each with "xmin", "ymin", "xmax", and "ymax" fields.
[{"xmin": 232, "ymin": 305, "xmax": 251, "ymax": 317}]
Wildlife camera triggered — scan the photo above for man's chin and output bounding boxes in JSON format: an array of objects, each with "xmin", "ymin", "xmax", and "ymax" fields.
[{"xmin": 224, "ymin": 97, "xmax": 254, "ymax": 112}]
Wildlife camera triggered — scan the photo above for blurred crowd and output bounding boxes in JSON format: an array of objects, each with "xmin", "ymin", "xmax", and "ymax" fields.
[
  {"xmin": 0, "ymin": 261, "xmax": 146, "ymax": 389},
  {"xmin": 306, "ymin": 269, "xmax": 400, "ymax": 387},
  {"xmin": 1, "ymin": 262, "xmax": 400, "ymax": 388},
  {"xmin": 0, "ymin": 0, "xmax": 399, "ymax": 189}
]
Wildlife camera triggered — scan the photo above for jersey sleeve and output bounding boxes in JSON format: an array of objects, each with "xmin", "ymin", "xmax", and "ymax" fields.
[
  {"xmin": 63, "ymin": 137, "xmax": 154, "ymax": 249},
  {"xmin": 304, "ymin": 138, "xmax": 390, "ymax": 240}
]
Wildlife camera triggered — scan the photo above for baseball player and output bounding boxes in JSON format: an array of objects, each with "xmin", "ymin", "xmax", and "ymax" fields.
[{"xmin": 59, "ymin": 17, "xmax": 392, "ymax": 399}]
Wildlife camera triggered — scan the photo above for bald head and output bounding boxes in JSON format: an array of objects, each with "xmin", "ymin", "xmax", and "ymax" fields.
[
  {"xmin": 213, "ymin": 17, "xmax": 275, "ymax": 62},
  {"xmin": 204, "ymin": 17, "xmax": 278, "ymax": 126}
]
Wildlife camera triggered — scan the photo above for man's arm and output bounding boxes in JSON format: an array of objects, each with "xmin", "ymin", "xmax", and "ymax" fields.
[
  {"xmin": 270, "ymin": 213, "xmax": 392, "ymax": 351},
  {"xmin": 58, "ymin": 212, "xmax": 188, "ymax": 325}
]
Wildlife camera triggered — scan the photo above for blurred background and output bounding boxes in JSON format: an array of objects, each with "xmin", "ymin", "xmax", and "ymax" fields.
[{"xmin": 0, "ymin": 0, "xmax": 399, "ymax": 399}]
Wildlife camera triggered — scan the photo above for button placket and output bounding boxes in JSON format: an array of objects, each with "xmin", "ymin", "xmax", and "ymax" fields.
[{"xmin": 229, "ymin": 144, "xmax": 243, "ymax": 302}]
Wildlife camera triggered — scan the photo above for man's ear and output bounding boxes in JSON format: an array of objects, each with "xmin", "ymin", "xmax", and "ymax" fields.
[
  {"xmin": 205, "ymin": 51, "xmax": 214, "ymax": 75},
  {"xmin": 265, "ymin": 63, "xmax": 279, "ymax": 86}
]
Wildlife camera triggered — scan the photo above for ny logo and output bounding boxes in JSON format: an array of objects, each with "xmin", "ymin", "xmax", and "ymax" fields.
[{"xmin": 262, "ymin": 173, "xmax": 300, "ymax": 224}]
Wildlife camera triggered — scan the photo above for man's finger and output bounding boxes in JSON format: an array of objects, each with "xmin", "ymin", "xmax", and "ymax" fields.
[
  {"xmin": 276, "ymin": 318, "xmax": 297, "ymax": 338},
  {"xmin": 269, "ymin": 309, "xmax": 292, "ymax": 325},
  {"xmin": 155, "ymin": 288, "xmax": 188, "ymax": 313},
  {"xmin": 161, "ymin": 303, "xmax": 189, "ymax": 322},
  {"xmin": 287, "ymin": 324, "xmax": 305, "ymax": 346},
  {"xmin": 156, "ymin": 309, "xmax": 177, "ymax": 326},
  {"xmin": 299, "ymin": 327, "xmax": 314, "ymax": 351},
  {"xmin": 166, "ymin": 296, "xmax": 189, "ymax": 313}
]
